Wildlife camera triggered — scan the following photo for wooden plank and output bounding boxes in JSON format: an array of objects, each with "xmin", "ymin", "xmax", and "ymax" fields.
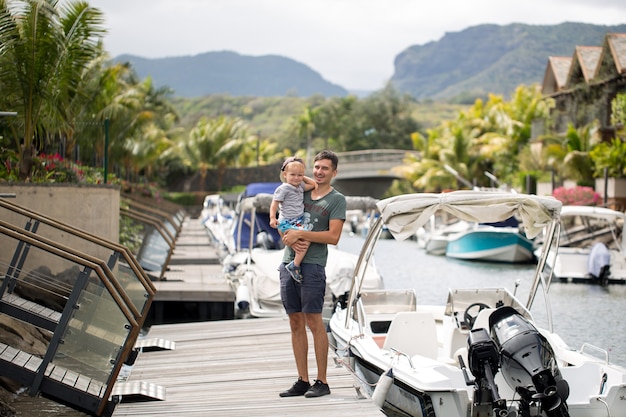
[
  {"xmin": 74, "ymin": 374, "xmax": 93, "ymax": 392},
  {"xmin": 23, "ymin": 355, "xmax": 41, "ymax": 372},
  {"xmin": 49, "ymin": 365, "xmax": 67, "ymax": 382},
  {"xmin": 1, "ymin": 292, "xmax": 62, "ymax": 321},
  {"xmin": 86, "ymin": 379, "xmax": 105, "ymax": 397},
  {"xmin": 62, "ymin": 369, "xmax": 80, "ymax": 386},
  {"xmin": 0, "ymin": 345, "xmax": 19, "ymax": 362}
]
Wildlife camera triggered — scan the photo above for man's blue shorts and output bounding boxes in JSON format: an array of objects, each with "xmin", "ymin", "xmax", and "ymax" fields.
[{"xmin": 279, "ymin": 263, "xmax": 326, "ymax": 314}]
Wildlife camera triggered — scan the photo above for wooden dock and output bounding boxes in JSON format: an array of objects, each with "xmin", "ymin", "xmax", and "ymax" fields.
[
  {"xmin": 148, "ymin": 217, "xmax": 236, "ymax": 323},
  {"xmin": 112, "ymin": 318, "xmax": 383, "ymax": 416}
]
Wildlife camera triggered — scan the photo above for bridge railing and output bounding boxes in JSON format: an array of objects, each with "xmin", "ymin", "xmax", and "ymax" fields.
[{"xmin": 337, "ymin": 149, "xmax": 418, "ymax": 165}]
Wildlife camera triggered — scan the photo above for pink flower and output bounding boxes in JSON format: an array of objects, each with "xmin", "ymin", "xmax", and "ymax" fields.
[{"xmin": 553, "ymin": 186, "xmax": 601, "ymax": 206}]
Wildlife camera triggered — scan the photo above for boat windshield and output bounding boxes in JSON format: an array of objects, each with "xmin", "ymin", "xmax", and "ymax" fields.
[{"xmin": 444, "ymin": 288, "xmax": 532, "ymax": 320}]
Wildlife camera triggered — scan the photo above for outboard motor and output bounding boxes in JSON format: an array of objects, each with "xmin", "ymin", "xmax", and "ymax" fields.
[
  {"xmin": 489, "ymin": 307, "xmax": 570, "ymax": 417},
  {"xmin": 466, "ymin": 327, "xmax": 508, "ymax": 416}
]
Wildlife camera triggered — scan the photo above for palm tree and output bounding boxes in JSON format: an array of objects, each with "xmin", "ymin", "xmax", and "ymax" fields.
[
  {"xmin": 182, "ymin": 116, "xmax": 251, "ymax": 191},
  {"xmin": 563, "ymin": 122, "xmax": 602, "ymax": 184},
  {"xmin": 296, "ymin": 106, "xmax": 317, "ymax": 167},
  {"xmin": 0, "ymin": 0, "xmax": 106, "ymax": 178}
]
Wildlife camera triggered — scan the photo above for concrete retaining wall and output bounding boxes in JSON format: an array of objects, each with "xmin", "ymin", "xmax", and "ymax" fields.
[{"xmin": 0, "ymin": 184, "xmax": 120, "ymax": 242}]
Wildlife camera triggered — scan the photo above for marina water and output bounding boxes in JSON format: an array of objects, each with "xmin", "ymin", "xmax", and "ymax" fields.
[{"xmin": 336, "ymin": 232, "xmax": 626, "ymax": 367}]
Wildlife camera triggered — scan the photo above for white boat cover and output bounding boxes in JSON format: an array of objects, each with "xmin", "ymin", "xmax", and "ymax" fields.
[
  {"xmin": 377, "ymin": 191, "xmax": 562, "ymax": 241},
  {"xmin": 560, "ymin": 204, "xmax": 626, "ymax": 220}
]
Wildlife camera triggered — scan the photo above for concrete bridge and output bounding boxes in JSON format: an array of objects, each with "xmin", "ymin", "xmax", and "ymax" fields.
[{"xmin": 330, "ymin": 149, "xmax": 418, "ymax": 198}]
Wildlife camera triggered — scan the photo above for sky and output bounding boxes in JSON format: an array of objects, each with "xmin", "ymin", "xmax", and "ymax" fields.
[{"xmin": 87, "ymin": 0, "xmax": 626, "ymax": 91}]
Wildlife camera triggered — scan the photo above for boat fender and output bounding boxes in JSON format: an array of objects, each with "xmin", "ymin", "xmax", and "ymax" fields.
[
  {"xmin": 372, "ymin": 367, "xmax": 393, "ymax": 409},
  {"xmin": 236, "ymin": 284, "xmax": 250, "ymax": 311},
  {"xmin": 346, "ymin": 348, "xmax": 356, "ymax": 371}
]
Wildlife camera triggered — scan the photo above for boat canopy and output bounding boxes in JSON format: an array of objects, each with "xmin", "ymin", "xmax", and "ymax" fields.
[
  {"xmin": 377, "ymin": 191, "xmax": 562, "ymax": 241},
  {"xmin": 560, "ymin": 205, "xmax": 626, "ymax": 220}
]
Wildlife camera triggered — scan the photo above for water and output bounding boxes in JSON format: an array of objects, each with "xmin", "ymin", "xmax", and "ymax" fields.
[{"xmin": 336, "ymin": 232, "xmax": 626, "ymax": 367}]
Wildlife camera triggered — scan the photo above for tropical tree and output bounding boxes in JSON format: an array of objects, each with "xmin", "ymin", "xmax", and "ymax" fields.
[
  {"xmin": 296, "ymin": 105, "xmax": 317, "ymax": 167},
  {"xmin": 395, "ymin": 85, "xmax": 551, "ymax": 192},
  {"xmin": 182, "ymin": 116, "xmax": 253, "ymax": 191},
  {"xmin": 551, "ymin": 122, "xmax": 601, "ymax": 185},
  {"xmin": 0, "ymin": 0, "xmax": 106, "ymax": 178},
  {"xmin": 590, "ymin": 138, "xmax": 626, "ymax": 178}
]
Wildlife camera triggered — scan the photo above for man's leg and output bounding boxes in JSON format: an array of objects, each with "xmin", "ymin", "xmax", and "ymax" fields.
[
  {"xmin": 289, "ymin": 312, "xmax": 309, "ymax": 381},
  {"xmin": 305, "ymin": 312, "xmax": 328, "ymax": 383}
]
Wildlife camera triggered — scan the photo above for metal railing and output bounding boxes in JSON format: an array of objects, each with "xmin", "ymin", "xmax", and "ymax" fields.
[{"xmin": 0, "ymin": 198, "xmax": 155, "ymax": 416}]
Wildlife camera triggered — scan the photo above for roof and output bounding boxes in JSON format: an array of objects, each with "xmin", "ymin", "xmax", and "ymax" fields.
[
  {"xmin": 568, "ymin": 46, "xmax": 602, "ymax": 85},
  {"xmin": 542, "ymin": 32, "xmax": 626, "ymax": 96},
  {"xmin": 542, "ymin": 56, "xmax": 572, "ymax": 94}
]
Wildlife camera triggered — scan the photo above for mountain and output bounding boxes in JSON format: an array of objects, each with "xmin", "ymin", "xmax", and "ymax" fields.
[
  {"xmin": 115, "ymin": 50, "xmax": 348, "ymax": 98},
  {"xmin": 115, "ymin": 23, "xmax": 626, "ymax": 100},
  {"xmin": 391, "ymin": 22, "xmax": 626, "ymax": 99}
]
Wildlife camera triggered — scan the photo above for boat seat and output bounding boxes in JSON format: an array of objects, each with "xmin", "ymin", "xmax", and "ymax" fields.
[
  {"xmin": 447, "ymin": 326, "xmax": 469, "ymax": 360},
  {"xmin": 471, "ymin": 308, "xmax": 497, "ymax": 331},
  {"xmin": 383, "ymin": 311, "xmax": 438, "ymax": 360}
]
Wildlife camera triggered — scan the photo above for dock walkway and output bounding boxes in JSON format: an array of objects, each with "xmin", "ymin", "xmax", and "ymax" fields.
[
  {"xmin": 149, "ymin": 216, "xmax": 235, "ymax": 322},
  {"xmin": 112, "ymin": 215, "xmax": 382, "ymax": 416},
  {"xmin": 112, "ymin": 318, "xmax": 383, "ymax": 416}
]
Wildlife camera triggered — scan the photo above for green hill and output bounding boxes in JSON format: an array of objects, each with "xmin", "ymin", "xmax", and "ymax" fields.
[
  {"xmin": 392, "ymin": 22, "xmax": 626, "ymax": 99},
  {"xmin": 115, "ymin": 50, "xmax": 348, "ymax": 98}
]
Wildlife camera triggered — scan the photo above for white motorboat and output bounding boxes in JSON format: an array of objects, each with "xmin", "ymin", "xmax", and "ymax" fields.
[
  {"xmin": 534, "ymin": 205, "xmax": 626, "ymax": 285},
  {"xmin": 223, "ymin": 185, "xmax": 384, "ymax": 318},
  {"xmin": 417, "ymin": 217, "xmax": 472, "ymax": 256},
  {"xmin": 329, "ymin": 190, "xmax": 626, "ymax": 417},
  {"xmin": 200, "ymin": 193, "xmax": 236, "ymax": 260}
]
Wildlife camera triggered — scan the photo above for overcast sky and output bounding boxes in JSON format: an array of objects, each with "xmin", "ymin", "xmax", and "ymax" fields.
[{"xmin": 87, "ymin": 0, "xmax": 626, "ymax": 91}]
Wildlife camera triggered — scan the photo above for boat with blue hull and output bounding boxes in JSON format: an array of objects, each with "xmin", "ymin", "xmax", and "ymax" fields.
[{"xmin": 445, "ymin": 223, "xmax": 535, "ymax": 263}]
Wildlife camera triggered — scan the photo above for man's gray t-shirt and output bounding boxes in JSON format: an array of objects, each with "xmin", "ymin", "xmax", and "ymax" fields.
[{"xmin": 282, "ymin": 188, "xmax": 346, "ymax": 267}]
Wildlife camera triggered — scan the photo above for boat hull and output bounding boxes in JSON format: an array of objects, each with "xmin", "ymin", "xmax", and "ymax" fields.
[{"xmin": 446, "ymin": 228, "xmax": 534, "ymax": 263}]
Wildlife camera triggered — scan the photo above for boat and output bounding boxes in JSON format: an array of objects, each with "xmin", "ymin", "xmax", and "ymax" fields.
[
  {"xmin": 445, "ymin": 217, "xmax": 536, "ymax": 263},
  {"xmin": 535, "ymin": 205, "xmax": 626, "ymax": 285},
  {"xmin": 222, "ymin": 184, "xmax": 384, "ymax": 319},
  {"xmin": 200, "ymin": 193, "xmax": 236, "ymax": 260},
  {"xmin": 417, "ymin": 215, "xmax": 473, "ymax": 256},
  {"xmin": 329, "ymin": 190, "xmax": 626, "ymax": 417}
]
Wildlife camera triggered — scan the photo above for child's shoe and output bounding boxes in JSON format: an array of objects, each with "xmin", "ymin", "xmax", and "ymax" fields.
[{"xmin": 286, "ymin": 261, "xmax": 303, "ymax": 283}]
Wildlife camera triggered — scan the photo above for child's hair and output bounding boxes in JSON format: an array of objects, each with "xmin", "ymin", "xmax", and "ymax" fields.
[{"xmin": 281, "ymin": 156, "xmax": 305, "ymax": 171}]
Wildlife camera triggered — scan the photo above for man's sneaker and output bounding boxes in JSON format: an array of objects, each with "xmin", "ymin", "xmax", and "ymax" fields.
[
  {"xmin": 279, "ymin": 377, "xmax": 310, "ymax": 397},
  {"xmin": 285, "ymin": 261, "xmax": 303, "ymax": 283},
  {"xmin": 304, "ymin": 380, "xmax": 331, "ymax": 398}
]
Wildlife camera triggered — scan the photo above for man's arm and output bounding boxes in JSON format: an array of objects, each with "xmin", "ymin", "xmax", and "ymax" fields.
[{"xmin": 283, "ymin": 218, "xmax": 344, "ymax": 247}]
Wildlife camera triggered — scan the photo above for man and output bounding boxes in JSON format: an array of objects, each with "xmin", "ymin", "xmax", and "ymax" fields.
[{"xmin": 278, "ymin": 150, "xmax": 346, "ymax": 398}]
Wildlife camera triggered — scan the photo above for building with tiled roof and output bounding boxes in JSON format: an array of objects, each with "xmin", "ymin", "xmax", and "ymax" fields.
[
  {"xmin": 541, "ymin": 56, "xmax": 572, "ymax": 95},
  {"xmin": 542, "ymin": 32, "xmax": 626, "ymax": 139},
  {"xmin": 566, "ymin": 46, "xmax": 602, "ymax": 86}
]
